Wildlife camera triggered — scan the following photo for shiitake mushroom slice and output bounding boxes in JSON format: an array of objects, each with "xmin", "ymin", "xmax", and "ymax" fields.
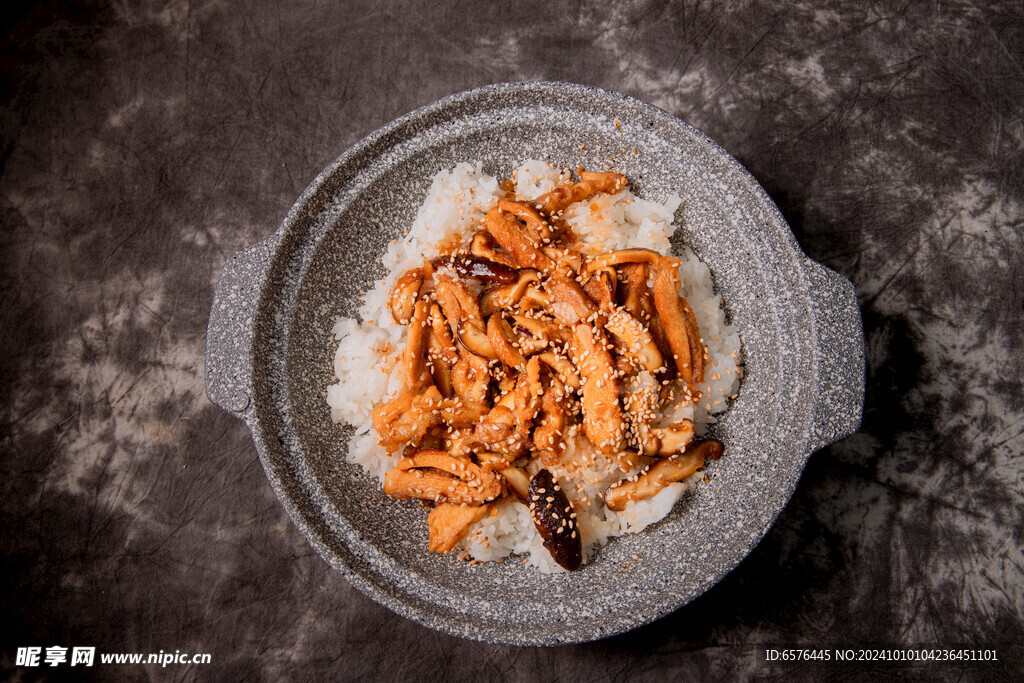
[
  {"xmin": 527, "ymin": 469, "xmax": 582, "ymax": 571},
  {"xmin": 430, "ymin": 254, "xmax": 519, "ymax": 284}
]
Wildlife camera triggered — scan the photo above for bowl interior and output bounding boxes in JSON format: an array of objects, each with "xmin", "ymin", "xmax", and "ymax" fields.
[{"xmin": 252, "ymin": 83, "xmax": 816, "ymax": 644}]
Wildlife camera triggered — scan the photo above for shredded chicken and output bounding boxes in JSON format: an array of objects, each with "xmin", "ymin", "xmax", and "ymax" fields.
[
  {"xmin": 370, "ymin": 167, "xmax": 728, "ymax": 569},
  {"xmin": 545, "ymin": 274, "xmax": 598, "ymax": 325},
  {"xmin": 428, "ymin": 503, "xmax": 490, "ymax": 553}
]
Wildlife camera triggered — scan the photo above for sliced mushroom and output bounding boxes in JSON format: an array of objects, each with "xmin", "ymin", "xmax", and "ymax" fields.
[
  {"xmin": 512, "ymin": 323, "xmax": 549, "ymax": 356},
  {"xmin": 537, "ymin": 351, "xmax": 581, "ymax": 391},
  {"xmin": 426, "ymin": 303, "xmax": 460, "ymax": 398},
  {"xmin": 498, "ymin": 467, "xmax": 531, "ymax": 501},
  {"xmin": 533, "ymin": 170, "xmax": 628, "ymax": 216},
  {"xmin": 427, "ymin": 503, "xmax": 490, "ymax": 553},
  {"xmin": 586, "ymin": 248, "xmax": 661, "ymax": 272},
  {"xmin": 651, "ymin": 256, "xmax": 705, "ymax": 392},
  {"xmin": 617, "ymin": 262, "xmax": 648, "ymax": 319},
  {"xmin": 484, "ymin": 206, "xmax": 555, "ymax": 272},
  {"xmin": 388, "ymin": 267, "xmax": 424, "ymax": 324},
  {"xmin": 583, "ymin": 268, "xmax": 616, "ymax": 311},
  {"xmin": 383, "ymin": 449, "xmax": 503, "ymax": 505},
  {"xmin": 527, "ymin": 469, "xmax": 582, "ymax": 571},
  {"xmin": 604, "ymin": 439, "xmax": 723, "ymax": 511},
  {"xmin": 434, "ymin": 271, "xmax": 485, "ymax": 336},
  {"xmin": 503, "ymin": 313, "xmax": 552, "ymax": 356},
  {"xmin": 429, "ymin": 254, "xmax": 518, "ymax": 284},
  {"xmin": 455, "ymin": 324, "xmax": 498, "ymax": 360},
  {"xmin": 480, "ymin": 269, "xmax": 540, "ymax": 316},
  {"xmin": 517, "ymin": 282, "xmax": 552, "ymax": 311},
  {"xmin": 649, "ymin": 419, "xmax": 696, "ymax": 455},
  {"xmin": 470, "ymin": 230, "xmax": 519, "ymax": 269},
  {"xmin": 540, "ymin": 245, "xmax": 584, "ymax": 277},
  {"xmin": 497, "ymin": 199, "xmax": 552, "ymax": 242},
  {"xmin": 510, "ymin": 314, "xmax": 564, "ymax": 347},
  {"xmin": 435, "ymin": 271, "xmax": 498, "ymax": 360},
  {"xmin": 612, "ymin": 449, "xmax": 649, "ymax": 474},
  {"xmin": 486, "ymin": 313, "xmax": 527, "ymax": 369},
  {"xmin": 604, "ymin": 309, "xmax": 663, "ymax": 373}
]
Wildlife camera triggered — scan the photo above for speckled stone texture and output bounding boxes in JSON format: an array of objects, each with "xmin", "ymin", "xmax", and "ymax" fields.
[
  {"xmin": 206, "ymin": 82, "xmax": 865, "ymax": 645},
  {"xmin": 3, "ymin": 0, "xmax": 1023, "ymax": 678}
]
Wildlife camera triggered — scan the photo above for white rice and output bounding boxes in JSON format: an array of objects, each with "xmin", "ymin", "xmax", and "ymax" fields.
[{"xmin": 326, "ymin": 161, "xmax": 742, "ymax": 572}]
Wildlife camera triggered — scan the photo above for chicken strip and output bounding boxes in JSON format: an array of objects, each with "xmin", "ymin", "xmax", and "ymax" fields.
[
  {"xmin": 545, "ymin": 274, "xmax": 598, "ymax": 325},
  {"xmin": 452, "ymin": 353, "xmax": 491, "ymax": 404},
  {"xmin": 372, "ymin": 387, "xmax": 443, "ymax": 452},
  {"xmin": 498, "ymin": 199, "xmax": 552, "ymax": 243},
  {"xmin": 383, "ymin": 450, "xmax": 502, "ymax": 505},
  {"xmin": 427, "ymin": 503, "xmax": 491, "ymax": 553},
  {"xmin": 569, "ymin": 322, "xmax": 624, "ymax": 453},
  {"xmin": 652, "ymin": 256, "xmax": 705, "ymax": 392},
  {"xmin": 388, "ymin": 267, "xmax": 424, "ymax": 324},
  {"xmin": 604, "ymin": 440, "xmax": 723, "ymax": 511},
  {"xmin": 583, "ymin": 268, "xmax": 616, "ymax": 311},
  {"xmin": 619, "ymin": 262, "xmax": 676, "ymax": 379},
  {"xmin": 403, "ymin": 298, "xmax": 432, "ymax": 390},
  {"xmin": 533, "ymin": 377, "xmax": 569, "ymax": 465},
  {"xmin": 484, "ymin": 207, "xmax": 555, "ymax": 272},
  {"xmin": 533, "ymin": 170, "xmax": 628, "ymax": 216}
]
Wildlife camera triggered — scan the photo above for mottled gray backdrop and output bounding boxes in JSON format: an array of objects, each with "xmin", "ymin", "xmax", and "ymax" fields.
[{"xmin": 2, "ymin": 0, "xmax": 1022, "ymax": 679}]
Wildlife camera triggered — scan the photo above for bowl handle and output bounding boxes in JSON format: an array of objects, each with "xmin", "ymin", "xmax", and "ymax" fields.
[
  {"xmin": 802, "ymin": 257, "xmax": 865, "ymax": 452},
  {"xmin": 205, "ymin": 238, "xmax": 276, "ymax": 416}
]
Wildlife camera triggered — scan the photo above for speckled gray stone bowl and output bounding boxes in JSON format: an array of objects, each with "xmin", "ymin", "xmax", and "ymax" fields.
[{"xmin": 205, "ymin": 82, "xmax": 864, "ymax": 645}]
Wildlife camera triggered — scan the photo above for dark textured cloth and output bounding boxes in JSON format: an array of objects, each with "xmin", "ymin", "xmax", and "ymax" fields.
[{"xmin": 2, "ymin": 1, "xmax": 1022, "ymax": 678}]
